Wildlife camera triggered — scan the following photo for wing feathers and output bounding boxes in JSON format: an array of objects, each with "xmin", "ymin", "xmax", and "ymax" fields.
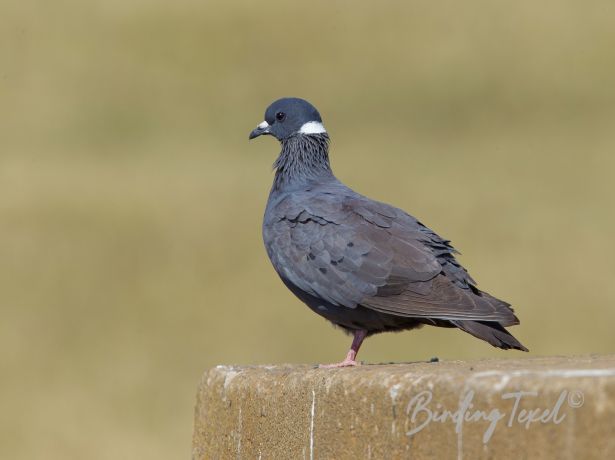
[{"xmin": 264, "ymin": 192, "xmax": 516, "ymax": 324}]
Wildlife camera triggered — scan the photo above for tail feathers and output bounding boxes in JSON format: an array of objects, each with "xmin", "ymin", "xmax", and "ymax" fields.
[{"xmin": 452, "ymin": 320, "xmax": 529, "ymax": 352}]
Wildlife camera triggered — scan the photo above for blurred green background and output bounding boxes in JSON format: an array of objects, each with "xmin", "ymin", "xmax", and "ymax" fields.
[{"xmin": 2, "ymin": 0, "xmax": 614, "ymax": 458}]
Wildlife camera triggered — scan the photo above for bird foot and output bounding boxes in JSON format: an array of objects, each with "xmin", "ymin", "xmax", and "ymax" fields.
[{"xmin": 318, "ymin": 359, "xmax": 361, "ymax": 369}]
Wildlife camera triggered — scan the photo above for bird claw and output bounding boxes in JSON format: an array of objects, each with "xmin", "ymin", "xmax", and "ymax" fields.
[{"xmin": 318, "ymin": 360, "xmax": 361, "ymax": 369}]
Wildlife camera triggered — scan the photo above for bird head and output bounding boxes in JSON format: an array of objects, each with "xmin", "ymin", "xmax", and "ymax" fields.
[{"xmin": 249, "ymin": 97, "xmax": 326, "ymax": 141}]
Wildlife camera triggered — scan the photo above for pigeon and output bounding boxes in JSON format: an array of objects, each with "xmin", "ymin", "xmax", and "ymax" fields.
[{"xmin": 249, "ymin": 97, "xmax": 528, "ymax": 368}]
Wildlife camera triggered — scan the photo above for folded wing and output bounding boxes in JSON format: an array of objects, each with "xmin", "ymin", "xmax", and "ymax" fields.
[{"xmin": 264, "ymin": 192, "xmax": 518, "ymax": 325}]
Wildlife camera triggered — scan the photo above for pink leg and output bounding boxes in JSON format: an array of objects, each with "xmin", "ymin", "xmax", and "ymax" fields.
[{"xmin": 319, "ymin": 329, "xmax": 368, "ymax": 368}]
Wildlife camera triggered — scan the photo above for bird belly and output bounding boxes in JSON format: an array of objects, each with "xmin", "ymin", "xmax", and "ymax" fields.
[{"xmin": 278, "ymin": 275, "xmax": 425, "ymax": 336}]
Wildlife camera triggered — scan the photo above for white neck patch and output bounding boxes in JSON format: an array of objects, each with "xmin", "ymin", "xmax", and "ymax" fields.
[{"xmin": 299, "ymin": 121, "xmax": 327, "ymax": 134}]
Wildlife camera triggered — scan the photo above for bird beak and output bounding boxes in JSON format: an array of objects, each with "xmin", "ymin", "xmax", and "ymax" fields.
[{"xmin": 249, "ymin": 121, "xmax": 271, "ymax": 140}]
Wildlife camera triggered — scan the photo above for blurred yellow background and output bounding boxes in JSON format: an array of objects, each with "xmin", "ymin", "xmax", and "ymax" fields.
[{"xmin": 2, "ymin": 0, "xmax": 614, "ymax": 458}]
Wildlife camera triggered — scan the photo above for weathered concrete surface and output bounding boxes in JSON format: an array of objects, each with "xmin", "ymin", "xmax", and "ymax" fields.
[{"xmin": 193, "ymin": 355, "xmax": 615, "ymax": 459}]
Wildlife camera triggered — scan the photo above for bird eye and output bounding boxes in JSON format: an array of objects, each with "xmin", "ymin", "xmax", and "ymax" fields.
[{"xmin": 275, "ymin": 111, "xmax": 286, "ymax": 121}]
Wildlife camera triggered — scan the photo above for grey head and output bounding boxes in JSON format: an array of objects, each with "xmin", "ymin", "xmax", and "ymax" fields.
[{"xmin": 249, "ymin": 97, "xmax": 326, "ymax": 141}]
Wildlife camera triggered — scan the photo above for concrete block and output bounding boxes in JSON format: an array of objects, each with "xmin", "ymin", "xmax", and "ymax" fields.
[{"xmin": 193, "ymin": 355, "xmax": 615, "ymax": 459}]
